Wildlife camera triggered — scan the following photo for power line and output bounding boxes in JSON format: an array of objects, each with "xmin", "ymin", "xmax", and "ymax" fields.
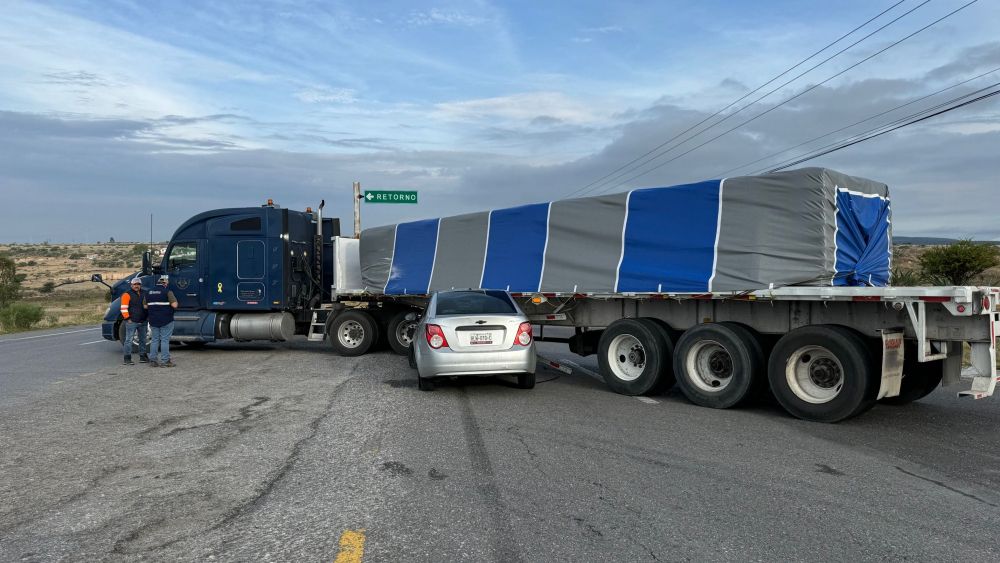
[
  {"xmin": 750, "ymin": 81, "xmax": 1000, "ymax": 174},
  {"xmin": 764, "ymin": 85, "xmax": 1000, "ymax": 172},
  {"xmin": 558, "ymin": 0, "xmax": 912, "ymax": 200},
  {"xmin": 595, "ymin": 0, "xmax": 978, "ymax": 194},
  {"xmin": 714, "ymin": 64, "xmax": 1000, "ymax": 177}
]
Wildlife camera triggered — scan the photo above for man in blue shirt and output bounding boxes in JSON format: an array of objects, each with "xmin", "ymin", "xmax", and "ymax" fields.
[{"xmin": 144, "ymin": 275, "xmax": 178, "ymax": 367}]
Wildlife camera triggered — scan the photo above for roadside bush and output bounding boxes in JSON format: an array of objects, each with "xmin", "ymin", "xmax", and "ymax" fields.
[
  {"xmin": 39, "ymin": 281, "xmax": 56, "ymax": 294},
  {"xmin": 0, "ymin": 302, "xmax": 44, "ymax": 330},
  {"xmin": 919, "ymin": 240, "xmax": 999, "ymax": 286},
  {"xmin": 890, "ymin": 267, "xmax": 923, "ymax": 286},
  {"xmin": 0, "ymin": 254, "xmax": 20, "ymax": 307},
  {"xmin": 69, "ymin": 252, "xmax": 85, "ymax": 260}
]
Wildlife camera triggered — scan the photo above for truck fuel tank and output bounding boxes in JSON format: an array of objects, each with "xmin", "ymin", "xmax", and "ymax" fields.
[{"xmin": 229, "ymin": 312, "xmax": 296, "ymax": 342}]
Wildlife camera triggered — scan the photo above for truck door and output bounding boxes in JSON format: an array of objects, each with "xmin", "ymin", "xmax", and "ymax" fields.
[{"xmin": 164, "ymin": 240, "xmax": 204, "ymax": 310}]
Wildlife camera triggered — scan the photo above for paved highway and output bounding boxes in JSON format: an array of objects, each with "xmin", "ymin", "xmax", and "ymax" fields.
[{"xmin": 1, "ymin": 326, "xmax": 999, "ymax": 561}]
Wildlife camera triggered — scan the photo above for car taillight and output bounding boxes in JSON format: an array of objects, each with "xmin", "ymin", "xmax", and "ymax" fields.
[
  {"xmin": 515, "ymin": 322, "xmax": 532, "ymax": 346},
  {"xmin": 426, "ymin": 324, "xmax": 449, "ymax": 349}
]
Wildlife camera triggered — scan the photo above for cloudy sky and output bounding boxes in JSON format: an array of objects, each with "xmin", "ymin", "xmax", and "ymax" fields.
[{"xmin": 1, "ymin": 0, "xmax": 998, "ymax": 242}]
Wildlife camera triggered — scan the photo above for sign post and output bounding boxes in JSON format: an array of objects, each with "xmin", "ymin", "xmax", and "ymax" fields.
[{"xmin": 363, "ymin": 190, "xmax": 418, "ymax": 204}]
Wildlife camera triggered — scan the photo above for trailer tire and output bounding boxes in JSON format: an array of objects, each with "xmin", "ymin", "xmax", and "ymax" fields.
[
  {"xmin": 329, "ymin": 311, "xmax": 379, "ymax": 356},
  {"xmin": 768, "ymin": 325, "xmax": 877, "ymax": 423},
  {"xmin": 880, "ymin": 341, "xmax": 944, "ymax": 405},
  {"xmin": 597, "ymin": 318, "xmax": 673, "ymax": 396},
  {"xmin": 673, "ymin": 322, "xmax": 764, "ymax": 409},
  {"xmin": 387, "ymin": 311, "xmax": 419, "ymax": 356},
  {"xmin": 639, "ymin": 318, "xmax": 677, "ymax": 391}
]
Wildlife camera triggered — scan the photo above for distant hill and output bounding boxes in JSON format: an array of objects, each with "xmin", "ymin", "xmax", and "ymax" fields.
[{"xmin": 894, "ymin": 236, "xmax": 1000, "ymax": 245}]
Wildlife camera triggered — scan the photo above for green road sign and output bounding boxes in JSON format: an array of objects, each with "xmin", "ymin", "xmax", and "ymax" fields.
[{"xmin": 363, "ymin": 190, "xmax": 418, "ymax": 204}]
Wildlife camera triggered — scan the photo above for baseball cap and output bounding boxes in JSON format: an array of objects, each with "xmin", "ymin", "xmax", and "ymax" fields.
[{"xmin": 130, "ymin": 278, "xmax": 142, "ymax": 284}]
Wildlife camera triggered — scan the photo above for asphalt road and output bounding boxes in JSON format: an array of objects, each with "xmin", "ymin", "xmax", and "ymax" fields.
[{"xmin": 1, "ymin": 326, "xmax": 999, "ymax": 562}]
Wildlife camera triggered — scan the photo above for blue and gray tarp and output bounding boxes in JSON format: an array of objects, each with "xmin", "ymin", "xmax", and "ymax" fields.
[{"xmin": 359, "ymin": 167, "xmax": 892, "ymax": 295}]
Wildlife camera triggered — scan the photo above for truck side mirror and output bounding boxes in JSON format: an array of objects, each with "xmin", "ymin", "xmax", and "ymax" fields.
[
  {"xmin": 142, "ymin": 251, "xmax": 151, "ymax": 275},
  {"xmin": 91, "ymin": 273, "xmax": 103, "ymax": 283}
]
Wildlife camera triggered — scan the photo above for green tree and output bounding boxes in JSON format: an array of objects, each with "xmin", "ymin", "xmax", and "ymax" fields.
[
  {"xmin": 39, "ymin": 281, "xmax": 56, "ymax": 294},
  {"xmin": 919, "ymin": 240, "xmax": 999, "ymax": 286},
  {"xmin": 0, "ymin": 302, "xmax": 44, "ymax": 330},
  {"xmin": 0, "ymin": 254, "xmax": 20, "ymax": 307}
]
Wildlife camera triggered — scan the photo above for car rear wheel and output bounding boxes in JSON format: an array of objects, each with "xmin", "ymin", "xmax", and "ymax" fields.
[
  {"xmin": 417, "ymin": 374, "xmax": 434, "ymax": 391},
  {"xmin": 329, "ymin": 311, "xmax": 379, "ymax": 357},
  {"xmin": 597, "ymin": 318, "xmax": 673, "ymax": 396},
  {"xmin": 768, "ymin": 325, "xmax": 877, "ymax": 423},
  {"xmin": 517, "ymin": 372, "xmax": 536, "ymax": 389}
]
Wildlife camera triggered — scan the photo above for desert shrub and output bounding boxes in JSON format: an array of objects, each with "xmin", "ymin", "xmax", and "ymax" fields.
[
  {"xmin": 890, "ymin": 267, "xmax": 923, "ymax": 286},
  {"xmin": 919, "ymin": 240, "xmax": 1000, "ymax": 286},
  {"xmin": 0, "ymin": 302, "xmax": 44, "ymax": 330},
  {"xmin": 0, "ymin": 254, "xmax": 19, "ymax": 307},
  {"xmin": 39, "ymin": 281, "xmax": 56, "ymax": 294},
  {"xmin": 69, "ymin": 252, "xmax": 85, "ymax": 260}
]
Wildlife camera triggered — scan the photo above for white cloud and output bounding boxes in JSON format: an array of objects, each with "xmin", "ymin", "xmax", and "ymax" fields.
[
  {"xmin": 581, "ymin": 25, "xmax": 623, "ymax": 34},
  {"xmin": 435, "ymin": 92, "xmax": 606, "ymax": 124},
  {"xmin": 408, "ymin": 9, "xmax": 488, "ymax": 27},
  {"xmin": 294, "ymin": 86, "xmax": 358, "ymax": 104}
]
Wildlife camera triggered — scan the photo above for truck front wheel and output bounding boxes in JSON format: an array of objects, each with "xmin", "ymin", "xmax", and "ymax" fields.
[
  {"xmin": 767, "ymin": 325, "xmax": 877, "ymax": 423},
  {"xmin": 329, "ymin": 311, "xmax": 379, "ymax": 357},
  {"xmin": 597, "ymin": 318, "xmax": 673, "ymax": 396}
]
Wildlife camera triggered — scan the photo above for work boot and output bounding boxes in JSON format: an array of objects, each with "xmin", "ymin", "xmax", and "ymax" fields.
[
  {"xmin": 150, "ymin": 361, "xmax": 159, "ymax": 368},
  {"xmin": 123, "ymin": 356, "xmax": 134, "ymax": 365},
  {"xmin": 162, "ymin": 361, "xmax": 176, "ymax": 368},
  {"xmin": 139, "ymin": 354, "xmax": 149, "ymax": 363}
]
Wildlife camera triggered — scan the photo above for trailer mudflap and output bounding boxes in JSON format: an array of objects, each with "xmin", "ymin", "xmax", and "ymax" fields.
[
  {"xmin": 877, "ymin": 330, "xmax": 904, "ymax": 400},
  {"xmin": 958, "ymin": 313, "xmax": 998, "ymax": 399}
]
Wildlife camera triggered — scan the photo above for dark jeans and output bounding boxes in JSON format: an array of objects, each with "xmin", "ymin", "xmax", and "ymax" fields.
[
  {"xmin": 123, "ymin": 321, "xmax": 147, "ymax": 357},
  {"xmin": 150, "ymin": 322, "xmax": 174, "ymax": 363}
]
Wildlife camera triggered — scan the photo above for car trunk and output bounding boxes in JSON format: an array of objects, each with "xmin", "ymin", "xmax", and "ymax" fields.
[{"xmin": 437, "ymin": 315, "xmax": 523, "ymax": 352}]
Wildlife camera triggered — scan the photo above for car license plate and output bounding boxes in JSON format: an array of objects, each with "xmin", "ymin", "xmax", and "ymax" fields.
[{"xmin": 470, "ymin": 332, "xmax": 493, "ymax": 345}]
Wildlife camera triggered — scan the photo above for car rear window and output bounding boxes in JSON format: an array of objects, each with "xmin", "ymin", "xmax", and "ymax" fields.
[{"xmin": 435, "ymin": 291, "xmax": 517, "ymax": 316}]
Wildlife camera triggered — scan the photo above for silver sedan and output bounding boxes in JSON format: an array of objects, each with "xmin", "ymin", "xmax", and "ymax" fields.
[{"xmin": 410, "ymin": 290, "xmax": 536, "ymax": 391}]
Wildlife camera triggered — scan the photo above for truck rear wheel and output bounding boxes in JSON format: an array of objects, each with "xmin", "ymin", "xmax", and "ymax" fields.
[
  {"xmin": 673, "ymin": 322, "xmax": 764, "ymax": 409},
  {"xmin": 767, "ymin": 325, "xmax": 877, "ymax": 423},
  {"xmin": 329, "ymin": 311, "xmax": 379, "ymax": 357},
  {"xmin": 387, "ymin": 310, "xmax": 419, "ymax": 356},
  {"xmin": 597, "ymin": 318, "xmax": 673, "ymax": 396},
  {"xmin": 880, "ymin": 341, "xmax": 944, "ymax": 405}
]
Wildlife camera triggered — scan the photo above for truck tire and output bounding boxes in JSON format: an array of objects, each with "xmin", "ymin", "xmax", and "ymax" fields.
[
  {"xmin": 329, "ymin": 310, "xmax": 379, "ymax": 357},
  {"xmin": 641, "ymin": 318, "xmax": 679, "ymax": 390},
  {"xmin": 767, "ymin": 325, "xmax": 877, "ymax": 423},
  {"xmin": 387, "ymin": 311, "xmax": 419, "ymax": 356},
  {"xmin": 880, "ymin": 341, "xmax": 944, "ymax": 405},
  {"xmin": 673, "ymin": 322, "xmax": 764, "ymax": 409},
  {"xmin": 597, "ymin": 318, "xmax": 673, "ymax": 396}
]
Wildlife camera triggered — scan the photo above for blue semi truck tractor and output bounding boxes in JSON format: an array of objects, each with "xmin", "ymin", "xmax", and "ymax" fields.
[{"xmin": 98, "ymin": 199, "xmax": 423, "ymax": 356}]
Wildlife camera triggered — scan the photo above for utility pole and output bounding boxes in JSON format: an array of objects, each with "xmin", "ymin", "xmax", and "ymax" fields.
[{"xmin": 353, "ymin": 181, "xmax": 362, "ymax": 238}]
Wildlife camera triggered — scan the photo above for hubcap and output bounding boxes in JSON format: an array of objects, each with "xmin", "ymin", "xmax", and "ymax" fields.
[
  {"xmin": 685, "ymin": 339, "xmax": 733, "ymax": 392},
  {"xmin": 785, "ymin": 345, "xmax": 844, "ymax": 404},
  {"xmin": 338, "ymin": 320, "xmax": 365, "ymax": 348},
  {"xmin": 608, "ymin": 334, "xmax": 646, "ymax": 381}
]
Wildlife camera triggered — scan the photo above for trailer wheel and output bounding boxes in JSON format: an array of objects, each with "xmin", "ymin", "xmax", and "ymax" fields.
[
  {"xmin": 673, "ymin": 322, "xmax": 764, "ymax": 409},
  {"xmin": 880, "ymin": 341, "xmax": 944, "ymax": 405},
  {"xmin": 597, "ymin": 318, "xmax": 673, "ymax": 396},
  {"xmin": 641, "ymin": 318, "xmax": 679, "ymax": 390},
  {"xmin": 387, "ymin": 311, "xmax": 419, "ymax": 356},
  {"xmin": 329, "ymin": 311, "xmax": 379, "ymax": 356},
  {"xmin": 768, "ymin": 325, "xmax": 877, "ymax": 423}
]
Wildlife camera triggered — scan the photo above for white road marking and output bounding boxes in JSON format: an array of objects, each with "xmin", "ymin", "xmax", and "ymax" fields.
[
  {"xmin": 79, "ymin": 340, "xmax": 107, "ymax": 346},
  {"xmin": 636, "ymin": 397, "xmax": 659, "ymax": 404},
  {"xmin": 0, "ymin": 327, "xmax": 99, "ymax": 343}
]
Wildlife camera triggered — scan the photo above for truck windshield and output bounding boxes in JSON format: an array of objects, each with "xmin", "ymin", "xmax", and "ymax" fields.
[
  {"xmin": 435, "ymin": 291, "xmax": 517, "ymax": 316},
  {"xmin": 168, "ymin": 242, "xmax": 198, "ymax": 270}
]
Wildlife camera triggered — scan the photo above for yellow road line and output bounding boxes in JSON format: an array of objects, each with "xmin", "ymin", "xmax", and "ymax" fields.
[{"xmin": 334, "ymin": 529, "xmax": 366, "ymax": 563}]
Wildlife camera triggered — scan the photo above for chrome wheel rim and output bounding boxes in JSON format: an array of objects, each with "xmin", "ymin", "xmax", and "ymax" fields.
[
  {"xmin": 338, "ymin": 320, "xmax": 365, "ymax": 348},
  {"xmin": 608, "ymin": 334, "xmax": 645, "ymax": 382},
  {"xmin": 396, "ymin": 321, "xmax": 416, "ymax": 347},
  {"xmin": 685, "ymin": 339, "xmax": 733, "ymax": 392},
  {"xmin": 786, "ymin": 345, "xmax": 844, "ymax": 404}
]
